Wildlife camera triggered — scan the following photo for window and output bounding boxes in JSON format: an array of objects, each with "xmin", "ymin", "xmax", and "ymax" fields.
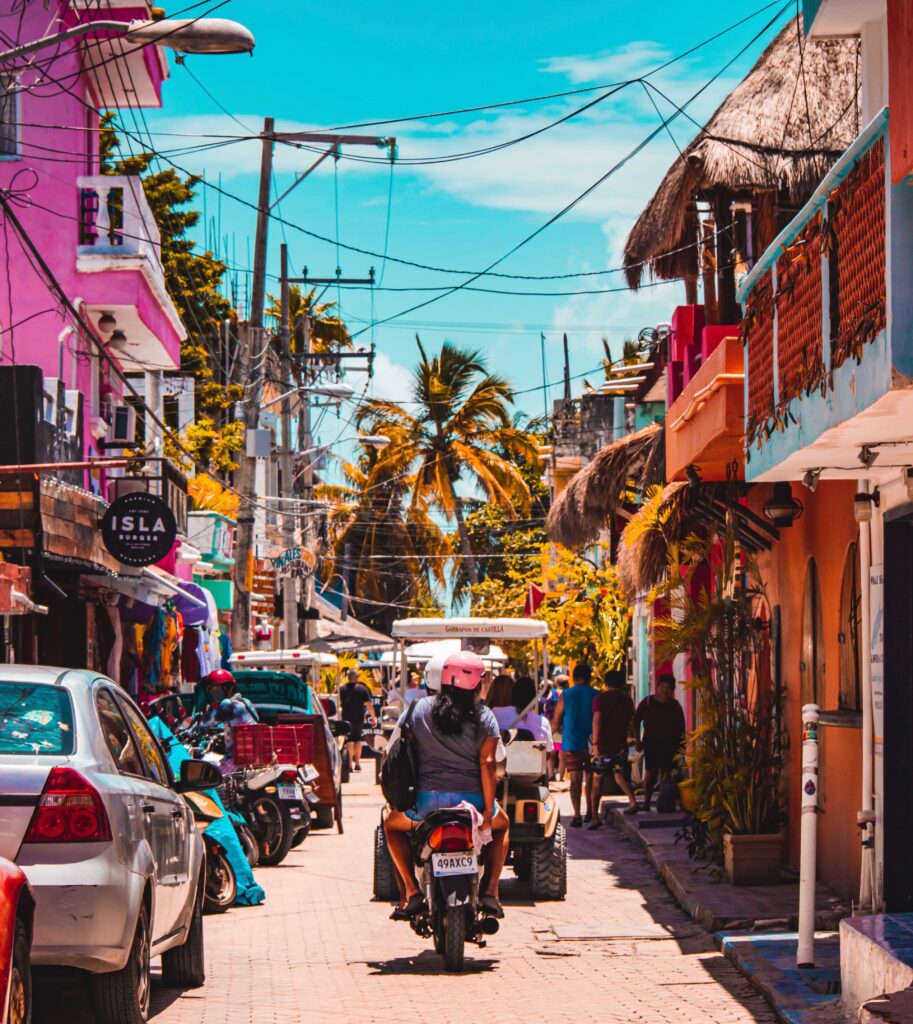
[
  {"xmin": 0, "ymin": 75, "xmax": 18, "ymax": 157},
  {"xmin": 0, "ymin": 682, "xmax": 75, "ymax": 755},
  {"xmin": 801, "ymin": 558, "xmax": 826, "ymax": 705},
  {"xmin": 839, "ymin": 541, "xmax": 862, "ymax": 711},
  {"xmin": 96, "ymin": 689, "xmax": 144, "ymax": 775},
  {"xmin": 115, "ymin": 695, "xmax": 170, "ymax": 786}
]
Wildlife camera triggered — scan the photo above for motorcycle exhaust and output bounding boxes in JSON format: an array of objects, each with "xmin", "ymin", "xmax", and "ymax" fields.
[{"xmin": 479, "ymin": 915, "xmax": 500, "ymax": 935}]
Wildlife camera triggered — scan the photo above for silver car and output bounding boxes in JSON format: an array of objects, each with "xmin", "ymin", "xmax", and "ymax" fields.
[{"xmin": 0, "ymin": 665, "xmax": 214, "ymax": 1024}]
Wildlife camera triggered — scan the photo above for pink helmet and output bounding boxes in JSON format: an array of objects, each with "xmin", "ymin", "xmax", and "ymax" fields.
[{"xmin": 440, "ymin": 651, "xmax": 486, "ymax": 691}]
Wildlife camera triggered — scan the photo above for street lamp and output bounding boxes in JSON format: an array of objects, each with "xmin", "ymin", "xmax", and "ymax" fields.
[
  {"xmin": 0, "ymin": 17, "xmax": 255, "ymax": 63},
  {"xmin": 293, "ymin": 435, "xmax": 390, "ymax": 482},
  {"xmin": 262, "ymin": 382, "xmax": 356, "ymax": 408}
]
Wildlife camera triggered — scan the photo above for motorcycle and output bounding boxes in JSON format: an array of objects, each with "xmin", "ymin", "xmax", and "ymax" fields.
[{"xmin": 407, "ymin": 809, "xmax": 500, "ymax": 972}]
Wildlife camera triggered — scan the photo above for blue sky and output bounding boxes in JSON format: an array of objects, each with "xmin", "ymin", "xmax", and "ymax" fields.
[{"xmin": 143, "ymin": 0, "xmax": 792, "ymax": 442}]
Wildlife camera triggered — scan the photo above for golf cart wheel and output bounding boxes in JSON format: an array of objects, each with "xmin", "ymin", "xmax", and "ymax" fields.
[
  {"xmin": 373, "ymin": 824, "xmax": 398, "ymax": 901},
  {"xmin": 512, "ymin": 848, "xmax": 531, "ymax": 882},
  {"xmin": 529, "ymin": 823, "xmax": 567, "ymax": 900}
]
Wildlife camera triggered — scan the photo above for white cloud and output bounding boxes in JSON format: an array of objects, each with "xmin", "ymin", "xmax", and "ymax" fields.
[
  {"xmin": 365, "ymin": 349, "xmax": 413, "ymax": 404},
  {"xmin": 542, "ymin": 42, "xmax": 674, "ymax": 84}
]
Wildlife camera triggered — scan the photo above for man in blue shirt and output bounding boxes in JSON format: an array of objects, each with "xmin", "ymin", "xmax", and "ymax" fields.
[{"xmin": 552, "ymin": 663, "xmax": 598, "ymax": 827}]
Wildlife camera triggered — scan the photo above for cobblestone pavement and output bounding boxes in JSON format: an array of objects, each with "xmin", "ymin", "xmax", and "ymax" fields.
[{"xmin": 37, "ymin": 777, "xmax": 778, "ymax": 1024}]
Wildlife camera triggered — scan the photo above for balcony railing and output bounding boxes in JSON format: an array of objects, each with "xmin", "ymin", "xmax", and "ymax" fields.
[
  {"xmin": 77, "ymin": 175, "xmax": 164, "ymax": 283},
  {"xmin": 739, "ymin": 110, "xmax": 888, "ymax": 454}
]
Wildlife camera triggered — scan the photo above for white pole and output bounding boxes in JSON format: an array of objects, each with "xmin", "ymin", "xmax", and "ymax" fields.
[
  {"xmin": 858, "ymin": 480, "xmax": 874, "ymax": 911},
  {"xmin": 797, "ymin": 703, "xmax": 820, "ymax": 967}
]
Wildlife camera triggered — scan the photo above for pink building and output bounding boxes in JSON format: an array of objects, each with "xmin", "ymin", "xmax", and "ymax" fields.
[{"xmin": 0, "ymin": 3, "xmax": 205, "ymax": 672}]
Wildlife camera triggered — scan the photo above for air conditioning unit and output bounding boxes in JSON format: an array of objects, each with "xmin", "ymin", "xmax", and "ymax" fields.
[{"xmin": 108, "ymin": 404, "xmax": 136, "ymax": 446}]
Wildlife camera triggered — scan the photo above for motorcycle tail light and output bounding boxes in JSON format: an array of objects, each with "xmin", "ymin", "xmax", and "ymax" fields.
[
  {"xmin": 522, "ymin": 802, "xmax": 539, "ymax": 824},
  {"xmin": 429, "ymin": 824, "xmax": 472, "ymax": 852},
  {"xmin": 23, "ymin": 767, "xmax": 112, "ymax": 844},
  {"xmin": 280, "ymin": 769, "xmax": 299, "ymax": 782}
]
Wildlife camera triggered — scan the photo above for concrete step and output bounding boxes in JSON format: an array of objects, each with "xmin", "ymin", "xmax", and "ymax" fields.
[{"xmin": 841, "ymin": 915, "xmax": 913, "ymax": 1015}]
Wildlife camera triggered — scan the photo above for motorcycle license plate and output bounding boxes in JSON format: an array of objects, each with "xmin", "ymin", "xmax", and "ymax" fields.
[
  {"xmin": 431, "ymin": 852, "xmax": 477, "ymax": 877},
  {"xmin": 277, "ymin": 784, "xmax": 302, "ymax": 801}
]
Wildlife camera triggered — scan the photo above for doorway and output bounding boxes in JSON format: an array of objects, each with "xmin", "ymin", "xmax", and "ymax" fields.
[{"xmin": 883, "ymin": 511, "xmax": 913, "ymax": 911}]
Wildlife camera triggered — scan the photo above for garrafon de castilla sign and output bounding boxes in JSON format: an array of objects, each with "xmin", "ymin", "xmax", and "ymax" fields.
[{"xmin": 101, "ymin": 492, "xmax": 177, "ymax": 568}]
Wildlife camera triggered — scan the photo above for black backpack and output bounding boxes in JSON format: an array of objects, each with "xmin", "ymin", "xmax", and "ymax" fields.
[{"xmin": 380, "ymin": 698, "xmax": 421, "ymax": 811}]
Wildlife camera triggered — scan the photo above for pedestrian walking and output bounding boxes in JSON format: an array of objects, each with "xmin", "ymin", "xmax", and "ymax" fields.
[
  {"xmin": 590, "ymin": 668, "xmax": 637, "ymax": 825},
  {"xmin": 634, "ymin": 673, "xmax": 685, "ymax": 812},
  {"xmin": 340, "ymin": 668, "xmax": 378, "ymax": 772},
  {"xmin": 552, "ymin": 663, "xmax": 597, "ymax": 827}
]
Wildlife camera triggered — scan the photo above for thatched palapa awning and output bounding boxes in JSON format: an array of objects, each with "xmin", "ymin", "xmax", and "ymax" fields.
[
  {"xmin": 546, "ymin": 423, "xmax": 664, "ymax": 549},
  {"xmin": 623, "ymin": 16, "xmax": 860, "ymax": 289}
]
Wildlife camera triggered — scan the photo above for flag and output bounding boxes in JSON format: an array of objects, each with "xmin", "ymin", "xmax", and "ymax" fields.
[{"xmin": 524, "ymin": 583, "xmax": 545, "ymax": 616}]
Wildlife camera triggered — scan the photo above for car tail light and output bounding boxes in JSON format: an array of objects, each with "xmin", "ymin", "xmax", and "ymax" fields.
[
  {"xmin": 429, "ymin": 823, "xmax": 472, "ymax": 852},
  {"xmin": 522, "ymin": 802, "xmax": 539, "ymax": 824},
  {"xmin": 280, "ymin": 769, "xmax": 299, "ymax": 782},
  {"xmin": 23, "ymin": 767, "xmax": 112, "ymax": 843}
]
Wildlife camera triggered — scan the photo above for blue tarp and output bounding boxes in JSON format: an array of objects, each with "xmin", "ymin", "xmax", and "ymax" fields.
[{"xmin": 148, "ymin": 716, "xmax": 265, "ymax": 907}]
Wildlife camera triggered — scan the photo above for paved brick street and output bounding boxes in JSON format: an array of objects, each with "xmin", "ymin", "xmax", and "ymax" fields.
[{"xmin": 37, "ymin": 777, "xmax": 777, "ymax": 1024}]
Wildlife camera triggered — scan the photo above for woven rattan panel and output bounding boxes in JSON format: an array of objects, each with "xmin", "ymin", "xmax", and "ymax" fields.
[
  {"xmin": 776, "ymin": 214, "xmax": 824, "ymax": 406},
  {"xmin": 744, "ymin": 269, "xmax": 775, "ymax": 437},
  {"xmin": 833, "ymin": 137, "xmax": 886, "ymax": 370}
]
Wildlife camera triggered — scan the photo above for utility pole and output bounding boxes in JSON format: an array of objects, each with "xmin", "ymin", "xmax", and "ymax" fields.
[
  {"xmin": 231, "ymin": 125, "xmax": 394, "ymax": 650},
  {"xmin": 300, "ymin": 307, "xmax": 315, "ymax": 643},
  {"xmin": 278, "ymin": 243, "xmax": 298, "ymax": 648},
  {"xmin": 231, "ymin": 116, "xmax": 274, "ymax": 651}
]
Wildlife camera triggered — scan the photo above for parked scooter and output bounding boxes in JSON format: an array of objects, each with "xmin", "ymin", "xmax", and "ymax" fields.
[
  {"xmin": 406, "ymin": 809, "xmax": 499, "ymax": 972},
  {"xmin": 183, "ymin": 789, "xmax": 237, "ymax": 913}
]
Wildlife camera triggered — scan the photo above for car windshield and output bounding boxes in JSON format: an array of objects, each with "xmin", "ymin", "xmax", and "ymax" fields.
[{"xmin": 0, "ymin": 681, "xmax": 75, "ymax": 755}]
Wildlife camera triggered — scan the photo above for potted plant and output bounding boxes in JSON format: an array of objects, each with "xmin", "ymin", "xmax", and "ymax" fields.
[{"xmin": 655, "ymin": 519, "xmax": 786, "ymax": 885}]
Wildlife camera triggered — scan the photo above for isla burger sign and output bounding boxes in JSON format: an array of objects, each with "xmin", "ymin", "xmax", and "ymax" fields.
[{"xmin": 101, "ymin": 492, "xmax": 178, "ymax": 567}]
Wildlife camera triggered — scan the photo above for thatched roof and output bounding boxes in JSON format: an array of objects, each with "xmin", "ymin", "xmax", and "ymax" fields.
[
  {"xmin": 546, "ymin": 424, "xmax": 664, "ymax": 549},
  {"xmin": 623, "ymin": 15, "xmax": 860, "ymax": 289},
  {"xmin": 616, "ymin": 483, "xmax": 780, "ymax": 599}
]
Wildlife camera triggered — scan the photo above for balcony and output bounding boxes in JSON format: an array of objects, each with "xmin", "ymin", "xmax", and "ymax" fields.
[
  {"xmin": 665, "ymin": 335, "xmax": 744, "ymax": 482},
  {"xmin": 739, "ymin": 109, "xmax": 913, "ymax": 483},
  {"xmin": 76, "ymin": 175, "xmax": 185, "ymax": 372}
]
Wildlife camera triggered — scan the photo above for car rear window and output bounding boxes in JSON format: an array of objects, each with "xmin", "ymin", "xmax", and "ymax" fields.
[{"xmin": 0, "ymin": 682, "xmax": 75, "ymax": 755}]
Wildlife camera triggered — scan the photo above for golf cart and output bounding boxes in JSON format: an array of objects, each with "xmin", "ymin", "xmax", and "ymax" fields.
[
  {"xmin": 373, "ymin": 617, "xmax": 567, "ymax": 902},
  {"xmin": 228, "ymin": 649, "xmax": 348, "ymax": 833}
]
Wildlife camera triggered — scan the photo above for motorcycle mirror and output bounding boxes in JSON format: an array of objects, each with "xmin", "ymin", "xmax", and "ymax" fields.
[{"xmin": 177, "ymin": 758, "xmax": 222, "ymax": 792}]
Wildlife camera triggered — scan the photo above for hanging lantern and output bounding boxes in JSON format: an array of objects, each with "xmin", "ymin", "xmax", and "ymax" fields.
[{"xmin": 763, "ymin": 481, "xmax": 803, "ymax": 528}]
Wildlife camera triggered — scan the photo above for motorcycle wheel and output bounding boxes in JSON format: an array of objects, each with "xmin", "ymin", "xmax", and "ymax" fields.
[
  {"xmin": 250, "ymin": 794, "xmax": 293, "ymax": 866},
  {"xmin": 442, "ymin": 907, "xmax": 465, "ymax": 972},
  {"xmin": 290, "ymin": 814, "xmax": 311, "ymax": 848},
  {"xmin": 236, "ymin": 824, "xmax": 259, "ymax": 867},
  {"xmin": 340, "ymin": 746, "xmax": 351, "ymax": 784},
  {"xmin": 372, "ymin": 825, "xmax": 398, "ymax": 901},
  {"xmin": 203, "ymin": 845, "xmax": 236, "ymax": 914}
]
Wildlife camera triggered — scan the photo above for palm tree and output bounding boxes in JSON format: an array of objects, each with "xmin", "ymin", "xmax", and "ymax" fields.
[
  {"xmin": 357, "ymin": 339, "xmax": 536, "ymax": 587},
  {"xmin": 265, "ymin": 285, "xmax": 351, "ymax": 360},
  {"xmin": 316, "ymin": 432, "xmax": 449, "ymax": 631}
]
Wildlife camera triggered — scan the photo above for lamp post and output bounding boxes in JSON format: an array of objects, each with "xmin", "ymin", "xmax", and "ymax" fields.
[
  {"xmin": 293, "ymin": 435, "xmax": 391, "ymax": 482},
  {"xmin": 0, "ymin": 17, "xmax": 254, "ymax": 63}
]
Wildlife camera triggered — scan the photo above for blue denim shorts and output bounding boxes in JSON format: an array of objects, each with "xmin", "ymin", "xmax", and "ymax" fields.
[{"xmin": 406, "ymin": 789, "xmax": 496, "ymax": 821}]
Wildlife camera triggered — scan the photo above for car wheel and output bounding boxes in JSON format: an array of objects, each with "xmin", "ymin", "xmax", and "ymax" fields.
[
  {"xmin": 91, "ymin": 903, "xmax": 151, "ymax": 1024},
  {"xmin": 251, "ymin": 794, "xmax": 293, "ymax": 866},
  {"xmin": 313, "ymin": 803, "xmax": 335, "ymax": 829},
  {"xmin": 8, "ymin": 917, "xmax": 30, "ymax": 1024},
  {"xmin": 162, "ymin": 883, "xmax": 206, "ymax": 988}
]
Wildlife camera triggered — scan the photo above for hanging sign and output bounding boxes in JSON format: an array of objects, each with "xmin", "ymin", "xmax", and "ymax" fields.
[
  {"xmin": 101, "ymin": 492, "xmax": 177, "ymax": 567},
  {"xmin": 270, "ymin": 545, "xmax": 317, "ymax": 580}
]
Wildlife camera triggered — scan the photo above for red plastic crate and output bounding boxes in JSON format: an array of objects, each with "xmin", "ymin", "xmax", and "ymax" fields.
[{"xmin": 232, "ymin": 724, "xmax": 314, "ymax": 766}]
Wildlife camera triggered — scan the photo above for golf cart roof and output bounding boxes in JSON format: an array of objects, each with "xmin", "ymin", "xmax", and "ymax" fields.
[
  {"xmin": 376, "ymin": 639, "xmax": 508, "ymax": 666},
  {"xmin": 229, "ymin": 649, "xmax": 338, "ymax": 669},
  {"xmin": 391, "ymin": 617, "xmax": 548, "ymax": 641}
]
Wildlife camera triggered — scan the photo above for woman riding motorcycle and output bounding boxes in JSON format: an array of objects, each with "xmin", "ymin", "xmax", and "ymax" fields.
[{"xmin": 383, "ymin": 651, "xmax": 511, "ymax": 920}]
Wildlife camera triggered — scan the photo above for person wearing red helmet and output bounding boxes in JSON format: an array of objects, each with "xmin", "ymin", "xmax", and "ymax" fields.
[
  {"xmin": 383, "ymin": 650, "xmax": 510, "ymax": 920},
  {"xmin": 201, "ymin": 669, "xmax": 258, "ymax": 729}
]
